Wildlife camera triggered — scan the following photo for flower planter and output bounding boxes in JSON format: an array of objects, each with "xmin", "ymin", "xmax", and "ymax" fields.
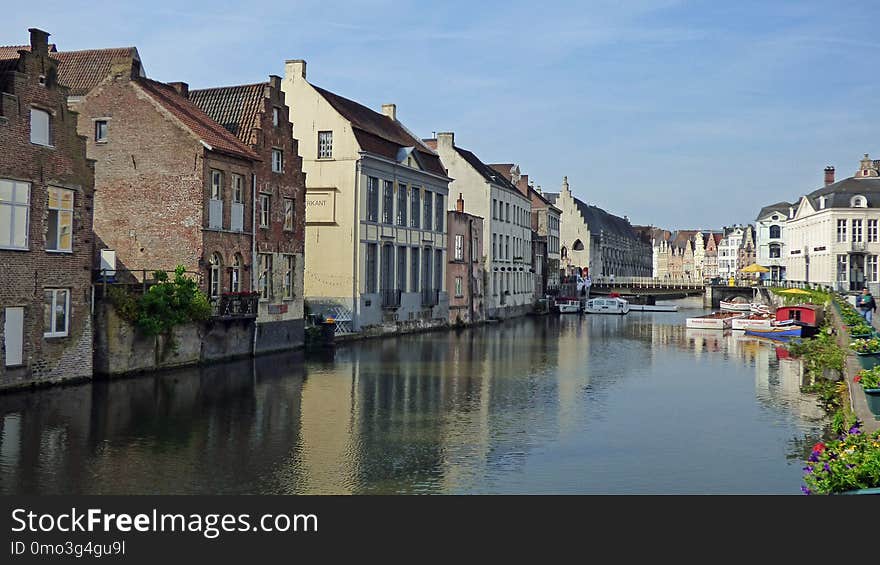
[
  {"xmin": 838, "ymin": 487, "xmax": 880, "ymax": 495},
  {"xmin": 856, "ymin": 355, "xmax": 880, "ymax": 370},
  {"xmin": 850, "ymin": 332, "xmax": 875, "ymax": 339},
  {"xmin": 864, "ymin": 388, "xmax": 880, "ymax": 419}
]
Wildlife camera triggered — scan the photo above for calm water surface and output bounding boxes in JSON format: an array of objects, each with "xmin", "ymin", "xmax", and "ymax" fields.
[{"xmin": 0, "ymin": 309, "xmax": 828, "ymax": 494}]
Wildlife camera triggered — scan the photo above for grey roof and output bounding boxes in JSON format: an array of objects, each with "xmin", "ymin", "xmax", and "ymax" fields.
[
  {"xmin": 453, "ymin": 147, "xmax": 521, "ymax": 193},
  {"xmin": 804, "ymin": 177, "xmax": 880, "ymax": 209},
  {"xmin": 756, "ymin": 201, "xmax": 792, "ymax": 220},
  {"xmin": 544, "ymin": 192, "xmax": 644, "ymax": 242}
]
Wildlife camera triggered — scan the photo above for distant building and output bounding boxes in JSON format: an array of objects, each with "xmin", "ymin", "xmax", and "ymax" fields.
[
  {"xmin": 718, "ymin": 226, "xmax": 744, "ymax": 279},
  {"xmin": 0, "ymin": 29, "xmax": 96, "ymax": 388},
  {"xmin": 446, "ymin": 195, "xmax": 484, "ymax": 324},
  {"xmin": 737, "ymin": 224, "xmax": 757, "ymax": 279},
  {"xmin": 755, "ymin": 201, "xmax": 793, "ymax": 282}
]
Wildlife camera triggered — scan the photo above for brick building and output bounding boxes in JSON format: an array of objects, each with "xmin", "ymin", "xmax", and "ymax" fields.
[
  {"xmin": 0, "ymin": 29, "xmax": 95, "ymax": 389},
  {"xmin": 446, "ymin": 195, "xmax": 484, "ymax": 324},
  {"xmin": 67, "ymin": 59, "xmax": 260, "ymax": 306},
  {"xmin": 189, "ymin": 77, "xmax": 307, "ymax": 351}
]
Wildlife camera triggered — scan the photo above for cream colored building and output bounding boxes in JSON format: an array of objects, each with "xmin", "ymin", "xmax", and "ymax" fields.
[
  {"xmin": 426, "ymin": 133, "xmax": 534, "ymax": 318},
  {"xmin": 547, "ymin": 177, "xmax": 591, "ymax": 275},
  {"xmin": 785, "ymin": 154, "xmax": 880, "ymax": 292},
  {"xmin": 282, "ymin": 60, "xmax": 451, "ymax": 332}
]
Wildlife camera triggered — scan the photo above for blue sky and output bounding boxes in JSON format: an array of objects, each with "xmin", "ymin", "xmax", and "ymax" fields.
[{"xmin": 4, "ymin": 0, "xmax": 878, "ymax": 229}]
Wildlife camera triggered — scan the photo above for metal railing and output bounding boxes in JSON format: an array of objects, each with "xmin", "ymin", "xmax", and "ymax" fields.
[
  {"xmin": 421, "ymin": 288, "xmax": 439, "ymax": 307},
  {"xmin": 852, "ymin": 241, "xmax": 867, "ymax": 253},
  {"xmin": 381, "ymin": 289, "xmax": 402, "ymax": 309},
  {"xmin": 210, "ymin": 293, "xmax": 259, "ymax": 318},
  {"xmin": 590, "ymin": 276, "xmax": 704, "ymax": 289},
  {"xmin": 94, "ymin": 268, "xmax": 203, "ymax": 298}
]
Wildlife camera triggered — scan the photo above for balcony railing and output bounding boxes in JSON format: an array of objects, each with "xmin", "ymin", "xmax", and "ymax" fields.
[
  {"xmin": 210, "ymin": 293, "xmax": 259, "ymax": 319},
  {"xmin": 381, "ymin": 288, "xmax": 402, "ymax": 309},
  {"xmin": 852, "ymin": 240, "xmax": 867, "ymax": 253},
  {"xmin": 421, "ymin": 288, "xmax": 439, "ymax": 307}
]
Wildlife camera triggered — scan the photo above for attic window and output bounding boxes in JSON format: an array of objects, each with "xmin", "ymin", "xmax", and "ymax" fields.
[
  {"xmin": 38, "ymin": 75, "xmax": 46, "ymax": 87},
  {"xmin": 818, "ymin": 196, "xmax": 826, "ymax": 210},
  {"xmin": 851, "ymin": 195, "xmax": 867, "ymax": 208}
]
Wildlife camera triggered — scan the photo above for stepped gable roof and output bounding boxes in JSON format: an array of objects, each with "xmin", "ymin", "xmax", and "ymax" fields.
[
  {"xmin": 313, "ymin": 84, "xmax": 446, "ymax": 177},
  {"xmin": 134, "ymin": 77, "xmax": 258, "ymax": 161},
  {"xmin": 757, "ymin": 201, "xmax": 792, "ymax": 220},
  {"xmin": 189, "ymin": 82, "xmax": 265, "ymax": 143},
  {"xmin": 52, "ymin": 47, "xmax": 142, "ymax": 95},
  {"xmin": 804, "ymin": 177, "xmax": 880, "ymax": 209}
]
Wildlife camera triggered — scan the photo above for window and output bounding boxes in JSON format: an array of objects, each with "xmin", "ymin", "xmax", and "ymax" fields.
[
  {"xmin": 410, "ymin": 188, "xmax": 420, "ymax": 228},
  {"xmin": 506, "ymin": 235, "xmax": 510, "ymax": 260},
  {"xmin": 282, "ymin": 198, "xmax": 294, "ymax": 231},
  {"xmin": 231, "ymin": 254, "xmax": 242, "ymax": 293},
  {"xmin": 852, "ymin": 196, "xmax": 867, "ymax": 208},
  {"xmin": 422, "ymin": 247, "xmax": 432, "ymax": 291},
  {"xmin": 397, "ymin": 246, "xmax": 407, "ymax": 292},
  {"xmin": 769, "ymin": 244, "xmax": 781, "ymax": 259},
  {"xmin": 411, "ymin": 247, "xmax": 420, "ymax": 292},
  {"xmin": 380, "ymin": 244, "xmax": 393, "ymax": 292},
  {"xmin": 46, "ymin": 187, "xmax": 74, "ymax": 252},
  {"xmin": 870, "ymin": 255, "xmax": 878, "ymax": 283},
  {"xmin": 837, "ymin": 255, "xmax": 848, "ymax": 282},
  {"xmin": 284, "ymin": 255, "xmax": 294, "ymax": 299},
  {"xmin": 853, "ymin": 219, "xmax": 863, "ymax": 242},
  {"xmin": 397, "ymin": 183, "xmax": 407, "ymax": 226},
  {"xmin": 454, "ymin": 234, "xmax": 464, "ymax": 261},
  {"xmin": 43, "ymin": 289, "xmax": 69, "ymax": 337},
  {"xmin": 837, "ymin": 219, "xmax": 847, "ymax": 243},
  {"xmin": 424, "ymin": 190, "xmax": 433, "ymax": 230},
  {"xmin": 318, "ymin": 131, "xmax": 333, "ymax": 159},
  {"xmin": 492, "ymin": 199, "xmax": 497, "ymax": 220},
  {"xmin": 95, "ymin": 120, "xmax": 108, "ymax": 142},
  {"xmin": 365, "ymin": 243, "xmax": 378, "ymax": 293},
  {"xmin": 272, "ymin": 149, "xmax": 283, "ymax": 173},
  {"xmin": 209, "ymin": 253, "xmax": 223, "ymax": 297},
  {"xmin": 272, "ymin": 107, "xmax": 280, "ymax": 128},
  {"xmin": 258, "ymin": 253, "xmax": 272, "ymax": 299},
  {"xmin": 0, "ymin": 179, "xmax": 30, "ymax": 249},
  {"xmin": 232, "ymin": 174, "xmax": 244, "ymax": 203},
  {"xmin": 383, "ymin": 180, "xmax": 394, "ymax": 224},
  {"xmin": 473, "ymin": 236, "xmax": 479, "ymax": 261},
  {"xmin": 455, "ymin": 276, "xmax": 463, "ymax": 297},
  {"xmin": 260, "ymin": 194, "xmax": 270, "ymax": 227},
  {"xmin": 869, "ymin": 219, "xmax": 878, "ymax": 243},
  {"xmin": 435, "ymin": 194, "xmax": 444, "ymax": 232},
  {"xmin": 366, "ymin": 177, "xmax": 379, "ymax": 222},
  {"xmin": 30, "ymin": 109, "xmax": 50, "ymax": 146},
  {"xmin": 211, "ymin": 170, "xmax": 223, "ymax": 200},
  {"xmin": 506, "ymin": 203, "xmax": 510, "ymax": 223},
  {"xmin": 769, "ymin": 225, "xmax": 781, "ymax": 239},
  {"xmin": 492, "ymin": 234, "xmax": 497, "ymax": 258}
]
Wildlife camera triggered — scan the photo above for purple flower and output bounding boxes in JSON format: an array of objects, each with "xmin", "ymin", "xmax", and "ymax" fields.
[
  {"xmin": 823, "ymin": 462, "xmax": 831, "ymax": 473},
  {"xmin": 801, "ymin": 485, "xmax": 812, "ymax": 495},
  {"xmin": 802, "ymin": 466, "xmax": 813, "ymax": 474},
  {"xmin": 849, "ymin": 426, "xmax": 862, "ymax": 435},
  {"xmin": 847, "ymin": 464, "xmax": 855, "ymax": 469},
  {"xmin": 809, "ymin": 452, "xmax": 820, "ymax": 462}
]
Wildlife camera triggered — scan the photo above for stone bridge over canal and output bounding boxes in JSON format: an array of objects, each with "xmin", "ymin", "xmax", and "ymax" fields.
[{"xmin": 586, "ymin": 277, "xmax": 758, "ymax": 307}]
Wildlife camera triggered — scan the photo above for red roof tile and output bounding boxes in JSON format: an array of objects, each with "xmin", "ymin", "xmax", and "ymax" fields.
[
  {"xmin": 134, "ymin": 78, "xmax": 259, "ymax": 161},
  {"xmin": 188, "ymin": 83, "xmax": 265, "ymax": 144},
  {"xmin": 53, "ymin": 47, "xmax": 142, "ymax": 96}
]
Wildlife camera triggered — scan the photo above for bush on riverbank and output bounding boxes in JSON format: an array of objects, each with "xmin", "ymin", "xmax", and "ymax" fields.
[
  {"xmin": 770, "ymin": 287, "xmax": 831, "ymax": 307},
  {"xmin": 802, "ymin": 422, "xmax": 880, "ymax": 495},
  {"xmin": 787, "ymin": 330, "xmax": 845, "ymax": 381}
]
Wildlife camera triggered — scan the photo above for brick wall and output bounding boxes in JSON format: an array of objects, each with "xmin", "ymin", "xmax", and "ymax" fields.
[{"xmin": 0, "ymin": 34, "xmax": 95, "ymax": 388}]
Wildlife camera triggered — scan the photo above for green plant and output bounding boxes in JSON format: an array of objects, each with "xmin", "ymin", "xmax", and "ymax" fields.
[
  {"xmin": 854, "ymin": 366, "xmax": 880, "ymax": 390},
  {"xmin": 850, "ymin": 337, "xmax": 880, "ymax": 354},
  {"xmin": 831, "ymin": 407, "xmax": 859, "ymax": 436},
  {"xmin": 847, "ymin": 321, "xmax": 874, "ymax": 336},
  {"xmin": 787, "ymin": 330, "xmax": 845, "ymax": 380},
  {"xmin": 802, "ymin": 379, "xmax": 843, "ymax": 411},
  {"xmin": 802, "ymin": 423, "xmax": 880, "ymax": 494}
]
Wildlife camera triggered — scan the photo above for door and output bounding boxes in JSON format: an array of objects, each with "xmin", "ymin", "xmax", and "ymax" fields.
[
  {"xmin": 4, "ymin": 307, "xmax": 24, "ymax": 366},
  {"xmin": 850, "ymin": 254, "xmax": 866, "ymax": 292}
]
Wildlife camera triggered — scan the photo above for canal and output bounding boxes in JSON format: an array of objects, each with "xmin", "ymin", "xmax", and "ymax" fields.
[{"xmin": 0, "ymin": 309, "xmax": 828, "ymax": 494}]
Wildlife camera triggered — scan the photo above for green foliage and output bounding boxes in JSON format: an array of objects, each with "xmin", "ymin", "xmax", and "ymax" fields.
[
  {"xmin": 802, "ymin": 425, "xmax": 880, "ymax": 495},
  {"xmin": 847, "ymin": 321, "xmax": 874, "ymax": 336},
  {"xmin": 801, "ymin": 378, "xmax": 843, "ymax": 412},
  {"xmin": 770, "ymin": 287, "xmax": 831, "ymax": 307},
  {"xmin": 855, "ymin": 366, "xmax": 880, "ymax": 390},
  {"xmin": 831, "ymin": 407, "xmax": 860, "ymax": 436},
  {"xmin": 850, "ymin": 337, "xmax": 880, "ymax": 353},
  {"xmin": 107, "ymin": 266, "xmax": 211, "ymax": 337},
  {"xmin": 787, "ymin": 330, "xmax": 845, "ymax": 380}
]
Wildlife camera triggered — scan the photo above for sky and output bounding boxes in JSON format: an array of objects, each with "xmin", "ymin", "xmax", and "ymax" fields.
[{"xmin": 4, "ymin": 0, "xmax": 879, "ymax": 230}]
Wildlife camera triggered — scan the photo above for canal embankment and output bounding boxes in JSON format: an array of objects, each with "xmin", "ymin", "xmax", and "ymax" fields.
[{"xmin": 828, "ymin": 297, "xmax": 879, "ymax": 433}]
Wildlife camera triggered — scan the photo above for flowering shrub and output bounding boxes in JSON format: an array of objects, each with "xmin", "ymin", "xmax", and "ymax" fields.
[
  {"xmin": 848, "ymin": 321, "xmax": 874, "ymax": 336},
  {"xmin": 854, "ymin": 366, "xmax": 880, "ymax": 390},
  {"xmin": 850, "ymin": 337, "xmax": 880, "ymax": 353},
  {"xmin": 802, "ymin": 422, "xmax": 880, "ymax": 494}
]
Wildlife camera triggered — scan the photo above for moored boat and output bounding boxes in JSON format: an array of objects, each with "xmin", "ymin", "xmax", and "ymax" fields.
[
  {"xmin": 731, "ymin": 314, "xmax": 774, "ymax": 331},
  {"xmin": 628, "ymin": 304, "xmax": 679, "ymax": 312},
  {"xmin": 584, "ymin": 297, "xmax": 629, "ymax": 315},
  {"xmin": 720, "ymin": 298, "xmax": 753, "ymax": 312},
  {"xmin": 744, "ymin": 326, "xmax": 802, "ymax": 340},
  {"xmin": 685, "ymin": 311, "xmax": 744, "ymax": 329},
  {"xmin": 556, "ymin": 298, "xmax": 581, "ymax": 314}
]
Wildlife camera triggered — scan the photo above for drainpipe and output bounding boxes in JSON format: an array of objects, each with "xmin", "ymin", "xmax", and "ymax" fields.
[
  {"xmin": 353, "ymin": 159, "xmax": 361, "ymax": 330},
  {"xmin": 252, "ymin": 172, "xmax": 258, "ymax": 355}
]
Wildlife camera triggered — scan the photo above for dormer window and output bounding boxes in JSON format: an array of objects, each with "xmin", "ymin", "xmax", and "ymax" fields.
[
  {"xmin": 819, "ymin": 196, "xmax": 826, "ymax": 210},
  {"xmin": 851, "ymin": 195, "xmax": 867, "ymax": 208}
]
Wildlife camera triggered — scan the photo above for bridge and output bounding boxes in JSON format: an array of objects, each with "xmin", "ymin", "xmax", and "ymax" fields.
[{"xmin": 587, "ymin": 277, "xmax": 705, "ymax": 304}]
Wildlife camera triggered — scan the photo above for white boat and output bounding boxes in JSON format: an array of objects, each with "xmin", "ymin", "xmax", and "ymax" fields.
[
  {"xmin": 685, "ymin": 311, "xmax": 745, "ymax": 329},
  {"xmin": 557, "ymin": 299, "xmax": 581, "ymax": 314},
  {"xmin": 628, "ymin": 304, "xmax": 679, "ymax": 312},
  {"xmin": 731, "ymin": 315, "xmax": 774, "ymax": 331},
  {"xmin": 720, "ymin": 299, "xmax": 752, "ymax": 312},
  {"xmin": 584, "ymin": 297, "xmax": 630, "ymax": 315}
]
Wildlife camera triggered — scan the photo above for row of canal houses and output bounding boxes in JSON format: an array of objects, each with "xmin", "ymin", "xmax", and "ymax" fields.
[{"xmin": 0, "ymin": 28, "xmax": 650, "ymax": 389}]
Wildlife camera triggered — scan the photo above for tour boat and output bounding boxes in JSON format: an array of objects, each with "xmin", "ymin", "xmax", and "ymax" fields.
[
  {"xmin": 583, "ymin": 297, "xmax": 630, "ymax": 315},
  {"xmin": 731, "ymin": 314, "xmax": 775, "ymax": 331},
  {"xmin": 628, "ymin": 304, "xmax": 679, "ymax": 312},
  {"xmin": 720, "ymin": 299, "xmax": 753, "ymax": 312},
  {"xmin": 685, "ymin": 311, "xmax": 744, "ymax": 330},
  {"xmin": 744, "ymin": 325, "xmax": 802, "ymax": 341},
  {"xmin": 556, "ymin": 299, "xmax": 581, "ymax": 314}
]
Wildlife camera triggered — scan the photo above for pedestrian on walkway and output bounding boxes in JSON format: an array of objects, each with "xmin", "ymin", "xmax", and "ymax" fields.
[{"xmin": 857, "ymin": 287, "xmax": 877, "ymax": 324}]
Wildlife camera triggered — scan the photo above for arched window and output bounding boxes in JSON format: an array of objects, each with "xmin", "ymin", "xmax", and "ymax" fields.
[
  {"xmin": 769, "ymin": 225, "xmax": 781, "ymax": 239},
  {"xmin": 209, "ymin": 253, "xmax": 223, "ymax": 297},
  {"xmin": 572, "ymin": 239, "xmax": 584, "ymax": 251},
  {"xmin": 231, "ymin": 253, "xmax": 242, "ymax": 293},
  {"xmin": 561, "ymin": 246, "xmax": 568, "ymax": 259},
  {"xmin": 851, "ymin": 195, "xmax": 867, "ymax": 208}
]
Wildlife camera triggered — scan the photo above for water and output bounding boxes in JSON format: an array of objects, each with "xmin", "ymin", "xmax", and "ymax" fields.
[{"xmin": 0, "ymin": 310, "xmax": 828, "ymax": 494}]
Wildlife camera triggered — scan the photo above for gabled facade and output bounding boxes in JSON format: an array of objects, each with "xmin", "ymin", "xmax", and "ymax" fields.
[
  {"xmin": 756, "ymin": 201, "xmax": 793, "ymax": 281},
  {"xmin": 718, "ymin": 226, "xmax": 744, "ymax": 279},
  {"xmin": 447, "ymin": 195, "xmax": 484, "ymax": 324},
  {"xmin": 737, "ymin": 224, "xmax": 757, "ymax": 278},
  {"xmin": 426, "ymin": 134, "xmax": 534, "ymax": 319},
  {"xmin": 190, "ymin": 77, "xmax": 307, "ymax": 351},
  {"xmin": 0, "ymin": 29, "xmax": 95, "ymax": 389},
  {"xmin": 282, "ymin": 60, "xmax": 450, "ymax": 332}
]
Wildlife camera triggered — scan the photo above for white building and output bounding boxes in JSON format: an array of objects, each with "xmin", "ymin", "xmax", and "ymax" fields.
[
  {"xmin": 718, "ymin": 226, "xmax": 744, "ymax": 279},
  {"xmin": 426, "ymin": 133, "xmax": 534, "ymax": 319},
  {"xmin": 755, "ymin": 201, "xmax": 794, "ymax": 281},
  {"xmin": 785, "ymin": 156, "xmax": 880, "ymax": 292}
]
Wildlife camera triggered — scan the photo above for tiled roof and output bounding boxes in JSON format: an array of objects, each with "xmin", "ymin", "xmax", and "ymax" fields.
[
  {"xmin": 0, "ymin": 44, "xmax": 57, "ymax": 59},
  {"xmin": 757, "ymin": 201, "xmax": 792, "ymax": 220},
  {"xmin": 805, "ymin": 177, "xmax": 880, "ymax": 209},
  {"xmin": 312, "ymin": 84, "xmax": 446, "ymax": 177},
  {"xmin": 188, "ymin": 83, "xmax": 265, "ymax": 144},
  {"xmin": 421, "ymin": 139, "xmax": 521, "ymax": 193},
  {"xmin": 544, "ymin": 192, "xmax": 645, "ymax": 242},
  {"xmin": 134, "ymin": 78, "xmax": 259, "ymax": 161},
  {"xmin": 53, "ymin": 47, "xmax": 141, "ymax": 96}
]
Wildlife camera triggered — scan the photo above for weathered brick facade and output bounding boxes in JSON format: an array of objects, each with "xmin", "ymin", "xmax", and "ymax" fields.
[
  {"xmin": 0, "ymin": 29, "xmax": 95, "ymax": 389},
  {"xmin": 446, "ymin": 199, "xmax": 485, "ymax": 324}
]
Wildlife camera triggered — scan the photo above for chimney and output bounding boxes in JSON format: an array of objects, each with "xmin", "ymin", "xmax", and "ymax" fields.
[
  {"xmin": 456, "ymin": 193, "xmax": 464, "ymax": 213},
  {"xmin": 824, "ymin": 165, "xmax": 835, "ymax": 186},
  {"xmin": 382, "ymin": 104, "xmax": 397, "ymax": 121},
  {"xmin": 168, "ymin": 82, "xmax": 189, "ymax": 98},
  {"xmin": 269, "ymin": 75, "xmax": 282, "ymax": 91},
  {"xmin": 29, "ymin": 28, "xmax": 50, "ymax": 55},
  {"xmin": 437, "ymin": 131, "xmax": 455, "ymax": 149},
  {"xmin": 285, "ymin": 59, "xmax": 307, "ymax": 81}
]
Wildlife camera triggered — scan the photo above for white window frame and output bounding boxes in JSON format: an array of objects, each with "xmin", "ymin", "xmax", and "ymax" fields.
[
  {"xmin": 46, "ymin": 187, "xmax": 74, "ymax": 252},
  {"xmin": 837, "ymin": 219, "xmax": 847, "ymax": 243},
  {"xmin": 454, "ymin": 234, "xmax": 464, "ymax": 261},
  {"xmin": 260, "ymin": 193, "xmax": 271, "ymax": 228},
  {"xmin": 258, "ymin": 253, "xmax": 272, "ymax": 300},
  {"xmin": 210, "ymin": 253, "xmax": 222, "ymax": 298},
  {"xmin": 272, "ymin": 107, "xmax": 280, "ymax": 128},
  {"xmin": 211, "ymin": 170, "xmax": 223, "ymax": 200},
  {"xmin": 0, "ymin": 179, "xmax": 31, "ymax": 250},
  {"xmin": 283, "ymin": 197, "xmax": 294, "ymax": 231},
  {"xmin": 272, "ymin": 149, "xmax": 283, "ymax": 173},
  {"xmin": 455, "ymin": 276, "xmax": 463, "ymax": 297},
  {"xmin": 869, "ymin": 255, "xmax": 879, "ymax": 283},
  {"xmin": 232, "ymin": 174, "xmax": 244, "ymax": 203},
  {"xmin": 43, "ymin": 288, "xmax": 69, "ymax": 338},
  {"xmin": 869, "ymin": 219, "xmax": 878, "ymax": 243},
  {"xmin": 231, "ymin": 254, "xmax": 242, "ymax": 293},
  {"xmin": 318, "ymin": 131, "xmax": 333, "ymax": 159},
  {"xmin": 95, "ymin": 120, "xmax": 108, "ymax": 142},
  {"xmin": 30, "ymin": 108, "xmax": 50, "ymax": 146},
  {"xmin": 284, "ymin": 255, "xmax": 294, "ymax": 299}
]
